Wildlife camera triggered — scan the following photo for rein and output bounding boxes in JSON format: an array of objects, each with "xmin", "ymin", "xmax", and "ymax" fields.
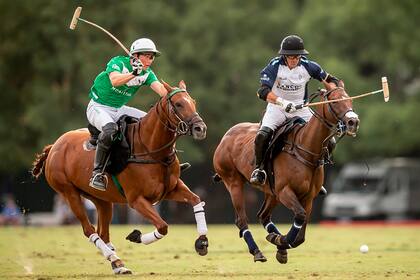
[
  {"xmin": 285, "ymin": 87, "xmax": 351, "ymax": 168},
  {"xmin": 129, "ymin": 88, "xmax": 191, "ymax": 163}
]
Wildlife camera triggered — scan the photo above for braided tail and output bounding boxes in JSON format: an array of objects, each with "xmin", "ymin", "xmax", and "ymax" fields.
[{"xmin": 32, "ymin": 145, "xmax": 52, "ymax": 179}]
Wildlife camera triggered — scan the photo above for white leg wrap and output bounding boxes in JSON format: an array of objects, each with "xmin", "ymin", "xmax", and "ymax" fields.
[
  {"xmin": 193, "ymin": 201, "xmax": 208, "ymax": 236},
  {"xmin": 106, "ymin": 242, "xmax": 116, "ymax": 251},
  {"xmin": 140, "ymin": 229, "xmax": 164, "ymax": 245},
  {"xmin": 89, "ymin": 233, "xmax": 117, "ymax": 260}
]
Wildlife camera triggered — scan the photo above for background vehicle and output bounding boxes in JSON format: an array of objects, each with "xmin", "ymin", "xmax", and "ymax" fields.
[{"xmin": 323, "ymin": 158, "xmax": 420, "ymax": 220}]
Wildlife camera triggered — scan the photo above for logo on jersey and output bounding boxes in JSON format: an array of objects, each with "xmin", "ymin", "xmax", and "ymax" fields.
[
  {"xmin": 261, "ymin": 74, "xmax": 270, "ymax": 82},
  {"xmin": 111, "ymin": 64, "xmax": 121, "ymax": 71},
  {"xmin": 276, "ymin": 83, "xmax": 302, "ymax": 91},
  {"xmin": 111, "ymin": 87, "xmax": 132, "ymax": 97}
]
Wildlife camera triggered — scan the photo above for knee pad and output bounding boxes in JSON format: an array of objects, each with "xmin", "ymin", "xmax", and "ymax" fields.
[{"xmin": 98, "ymin": 122, "xmax": 118, "ymax": 147}]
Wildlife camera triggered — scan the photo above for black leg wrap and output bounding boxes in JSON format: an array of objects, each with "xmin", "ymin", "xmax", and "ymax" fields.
[
  {"xmin": 263, "ymin": 221, "xmax": 282, "ymax": 235},
  {"xmin": 286, "ymin": 218, "xmax": 304, "ymax": 247}
]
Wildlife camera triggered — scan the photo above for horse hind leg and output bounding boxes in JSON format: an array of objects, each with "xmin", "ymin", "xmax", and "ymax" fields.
[
  {"xmin": 224, "ymin": 175, "xmax": 266, "ymax": 262},
  {"xmin": 257, "ymin": 194, "xmax": 288, "ymax": 264},
  {"xmin": 88, "ymin": 196, "xmax": 132, "ymax": 274},
  {"xmin": 63, "ymin": 190, "xmax": 129, "ymax": 275}
]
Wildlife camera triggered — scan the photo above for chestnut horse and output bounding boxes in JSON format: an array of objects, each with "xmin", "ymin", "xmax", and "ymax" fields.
[
  {"xmin": 32, "ymin": 81, "xmax": 208, "ymax": 274},
  {"xmin": 213, "ymin": 86, "xmax": 359, "ymax": 263}
]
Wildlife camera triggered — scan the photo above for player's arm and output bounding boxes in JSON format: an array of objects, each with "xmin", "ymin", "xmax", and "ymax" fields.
[
  {"xmin": 150, "ymin": 81, "xmax": 168, "ymax": 97},
  {"xmin": 109, "ymin": 72, "xmax": 136, "ymax": 87}
]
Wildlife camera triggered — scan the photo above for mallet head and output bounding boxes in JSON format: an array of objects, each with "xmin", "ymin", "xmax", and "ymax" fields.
[
  {"xmin": 69, "ymin": 7, "xmax": 82, "ymax": 30},
  {"xmin": 381, "ymin": 76, "xmax": 390, "ymax": 102}
]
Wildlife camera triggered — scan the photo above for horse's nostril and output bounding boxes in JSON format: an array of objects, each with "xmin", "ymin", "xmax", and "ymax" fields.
[
  {"xmin": 194, "ymin": 126, "xmax": 202, "ymax": 132},
  {"xmin": 348, "ymin": 120, "xmax": 354, "ymax": 127}
]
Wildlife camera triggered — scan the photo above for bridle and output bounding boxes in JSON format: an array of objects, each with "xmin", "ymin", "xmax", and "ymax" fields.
[
  {"xmin": 309, "ymin": 87, "xmax": 354, "ymax": 139},
  {"xmin": 286, "ymin": 87, "xmax": 356, "ymax": 167},
  {"xmin": 155, "ymin": 88, "xmax": 203, "ymax": 136},
  {"xmin": 131, "ymin": 88, "xmax": 203, "ymax": 161}
]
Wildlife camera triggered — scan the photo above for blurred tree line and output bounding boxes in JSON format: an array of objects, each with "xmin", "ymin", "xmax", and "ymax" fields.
[{"xmin": 1, "ymin": 0, "xmax": 420, "ymax": 175}]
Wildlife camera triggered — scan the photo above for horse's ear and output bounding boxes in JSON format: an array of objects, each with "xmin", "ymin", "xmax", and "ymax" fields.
[
  {"xmin": 178, "ymin": 80, "xmax": 187, "ymax": 90},
  {"xmin": 161, "ymin": 79, "xmax": 172, "ymax": 93}
]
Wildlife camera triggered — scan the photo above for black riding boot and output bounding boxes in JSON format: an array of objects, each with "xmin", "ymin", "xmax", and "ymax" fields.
[
  {"xmin": 90, "ymin": 144, "xmax": 110, "ymax": 191},
  {"xmin": 250, "ymin": 126, "xmax": 273, "ymax": 186},
  {"xmin": 89, "ymin": 122, "xmax": 118, "ymax": 191}
]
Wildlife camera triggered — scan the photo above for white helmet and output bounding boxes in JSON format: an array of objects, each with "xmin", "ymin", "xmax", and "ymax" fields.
[{"xmin": 130, "ymin": 38, "xmax": 161, "ymax": 56}]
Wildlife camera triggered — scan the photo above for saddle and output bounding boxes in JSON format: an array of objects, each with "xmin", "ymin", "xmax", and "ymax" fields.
[
  {"xmin": 87, "ymin": 115, "xmax": 139, "ymax": 175},
  {"xmin": 262, "ymin": 117, "xmax": 306, "ymax": 193}
]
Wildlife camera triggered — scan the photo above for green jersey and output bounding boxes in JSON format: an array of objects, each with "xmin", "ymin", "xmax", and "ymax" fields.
[{"xmin": 89, "ymin": 56, "xmax": 158, "ymax": 108}]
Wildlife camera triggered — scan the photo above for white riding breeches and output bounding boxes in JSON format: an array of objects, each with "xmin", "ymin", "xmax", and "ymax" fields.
[
  {"xmin": 86, "ymin": 99, "xmax": 146, "ymax": 131},
  {"xmin": 260, "ymin": 103, "xmax": 313, "ymax": 130}
]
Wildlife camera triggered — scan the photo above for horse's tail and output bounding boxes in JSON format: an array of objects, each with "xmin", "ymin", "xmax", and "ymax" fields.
[
  {"xmin": 212, "ymin": 173, "xmax": 222, "ymax": 183},
  {"xmin": 32, "ymin": 144, "xmax": 52, "ymax": 179}
]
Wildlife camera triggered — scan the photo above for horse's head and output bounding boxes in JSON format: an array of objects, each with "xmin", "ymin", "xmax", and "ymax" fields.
[
  {"xmin": 319, "ymin": 86, "xmax": 360, "ymax": 137},
  {"xmin": 160, "ymin": 80, "xmax": 207, "ymax": 140}
]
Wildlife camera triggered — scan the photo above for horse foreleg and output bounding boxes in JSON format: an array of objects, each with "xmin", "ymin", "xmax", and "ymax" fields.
[
  {"xmin": 292, "ymin": 200, "xmax": 314, "ymax": 248},
  {"xmin": 267, "ymin": 186, "xmax": 307, "ymax": 250},
  {"xmin": 165, "ymin": 179, "xmax": 208, "ymax": 256},
  {"xmin": 126, "ymin": 195, "xmax": 168, "ymax": 245},
  {"xmin": 257, "ymin": 193, "xmax": 287, "ymax": 264},
  {"xmin": 257, "ymin": 193, "xmax": 281, "ymax": 234}
]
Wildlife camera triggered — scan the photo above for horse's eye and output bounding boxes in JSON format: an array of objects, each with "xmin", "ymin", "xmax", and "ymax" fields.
[{"xmin": 175, "ymin": 102, "xmax": 183, "ymax": 108}]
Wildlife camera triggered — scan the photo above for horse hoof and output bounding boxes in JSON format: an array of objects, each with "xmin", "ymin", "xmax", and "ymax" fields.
[
  {"xmin": 126, "ymin": 229, "xmax": 142, "ymax": 243},
  {"xmin": 111, "ymin": 260, "xmax": 133, "ymax": 274},
  {"xmin": 253, "ymin": 250, "xmax": 267, "ymax": 262},
  {"xmin": 276, "ymin": 249, "xmax": 288, "ymax": 264},
  {"xmin": 195, "ymin": 236, "xmax": 208, "ymax": 256},
  {"xmin": 266, "ymin": 233, "xmax": 289, "ymax": 248},
  {"xmin": 114, "ymin": 267, "xmax": 132, "ymax": 274}
]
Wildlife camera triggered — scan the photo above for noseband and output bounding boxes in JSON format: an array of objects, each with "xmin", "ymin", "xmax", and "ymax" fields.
[{"xmin": 156, "ymin": 88, "xmax": 203, "ymax": 136}]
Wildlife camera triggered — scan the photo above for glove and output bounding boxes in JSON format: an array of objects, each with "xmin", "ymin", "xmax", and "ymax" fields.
[
  {"xmin": 130, "ymin": 57, "xmax": 143, "ymax": 76},
  {"xmin": 275, "ymin": 97, "xmax": 297, "ymax": 113}
]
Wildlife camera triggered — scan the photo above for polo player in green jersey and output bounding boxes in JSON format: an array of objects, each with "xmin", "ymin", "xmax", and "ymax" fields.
[{"xmin": 86, "ymin": 38, "xmax": 189, "ymax": 191}]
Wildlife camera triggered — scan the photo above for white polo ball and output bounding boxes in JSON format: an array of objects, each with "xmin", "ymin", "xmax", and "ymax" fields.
[{"xmin": 360, "ymin": 244, "xmax": 369, "ymax": 253}]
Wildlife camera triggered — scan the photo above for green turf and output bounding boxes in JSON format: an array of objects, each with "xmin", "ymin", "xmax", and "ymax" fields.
[{"xmin": 1, "ymin": 224, "xmax": 419, "ymax": 279}]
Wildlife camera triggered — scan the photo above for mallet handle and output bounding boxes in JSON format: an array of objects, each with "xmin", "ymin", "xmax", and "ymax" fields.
[
  {"xmin": 78, "ymin": 18, "xmax": 131, "ymax": 56},
  {"xmin": 295, "ymin": 89, "xmax": 383, "ymax": 109}
]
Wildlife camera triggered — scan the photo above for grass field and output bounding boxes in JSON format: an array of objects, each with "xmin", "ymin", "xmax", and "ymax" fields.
[{"xmin": 1, "ymin": 224, "xmax": 419, "ymax": 279}]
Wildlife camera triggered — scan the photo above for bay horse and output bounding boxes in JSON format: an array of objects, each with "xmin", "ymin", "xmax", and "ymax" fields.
[
  {"xmin": 213, "ymin": 86, "xmax": 359, "ymax": 263},
  {"xmin": 32, "ymin": 81, "xmax": 209, "ymax": 274}
]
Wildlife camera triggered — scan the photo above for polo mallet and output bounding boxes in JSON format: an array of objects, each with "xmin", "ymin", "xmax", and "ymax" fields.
[
  {"xmin": 69, "ymin": 7, "xmax": 131, "ymax": 56},
  {"xmin": 295, "ymin": 77, "xmax": 390, "ymax": 109}
]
